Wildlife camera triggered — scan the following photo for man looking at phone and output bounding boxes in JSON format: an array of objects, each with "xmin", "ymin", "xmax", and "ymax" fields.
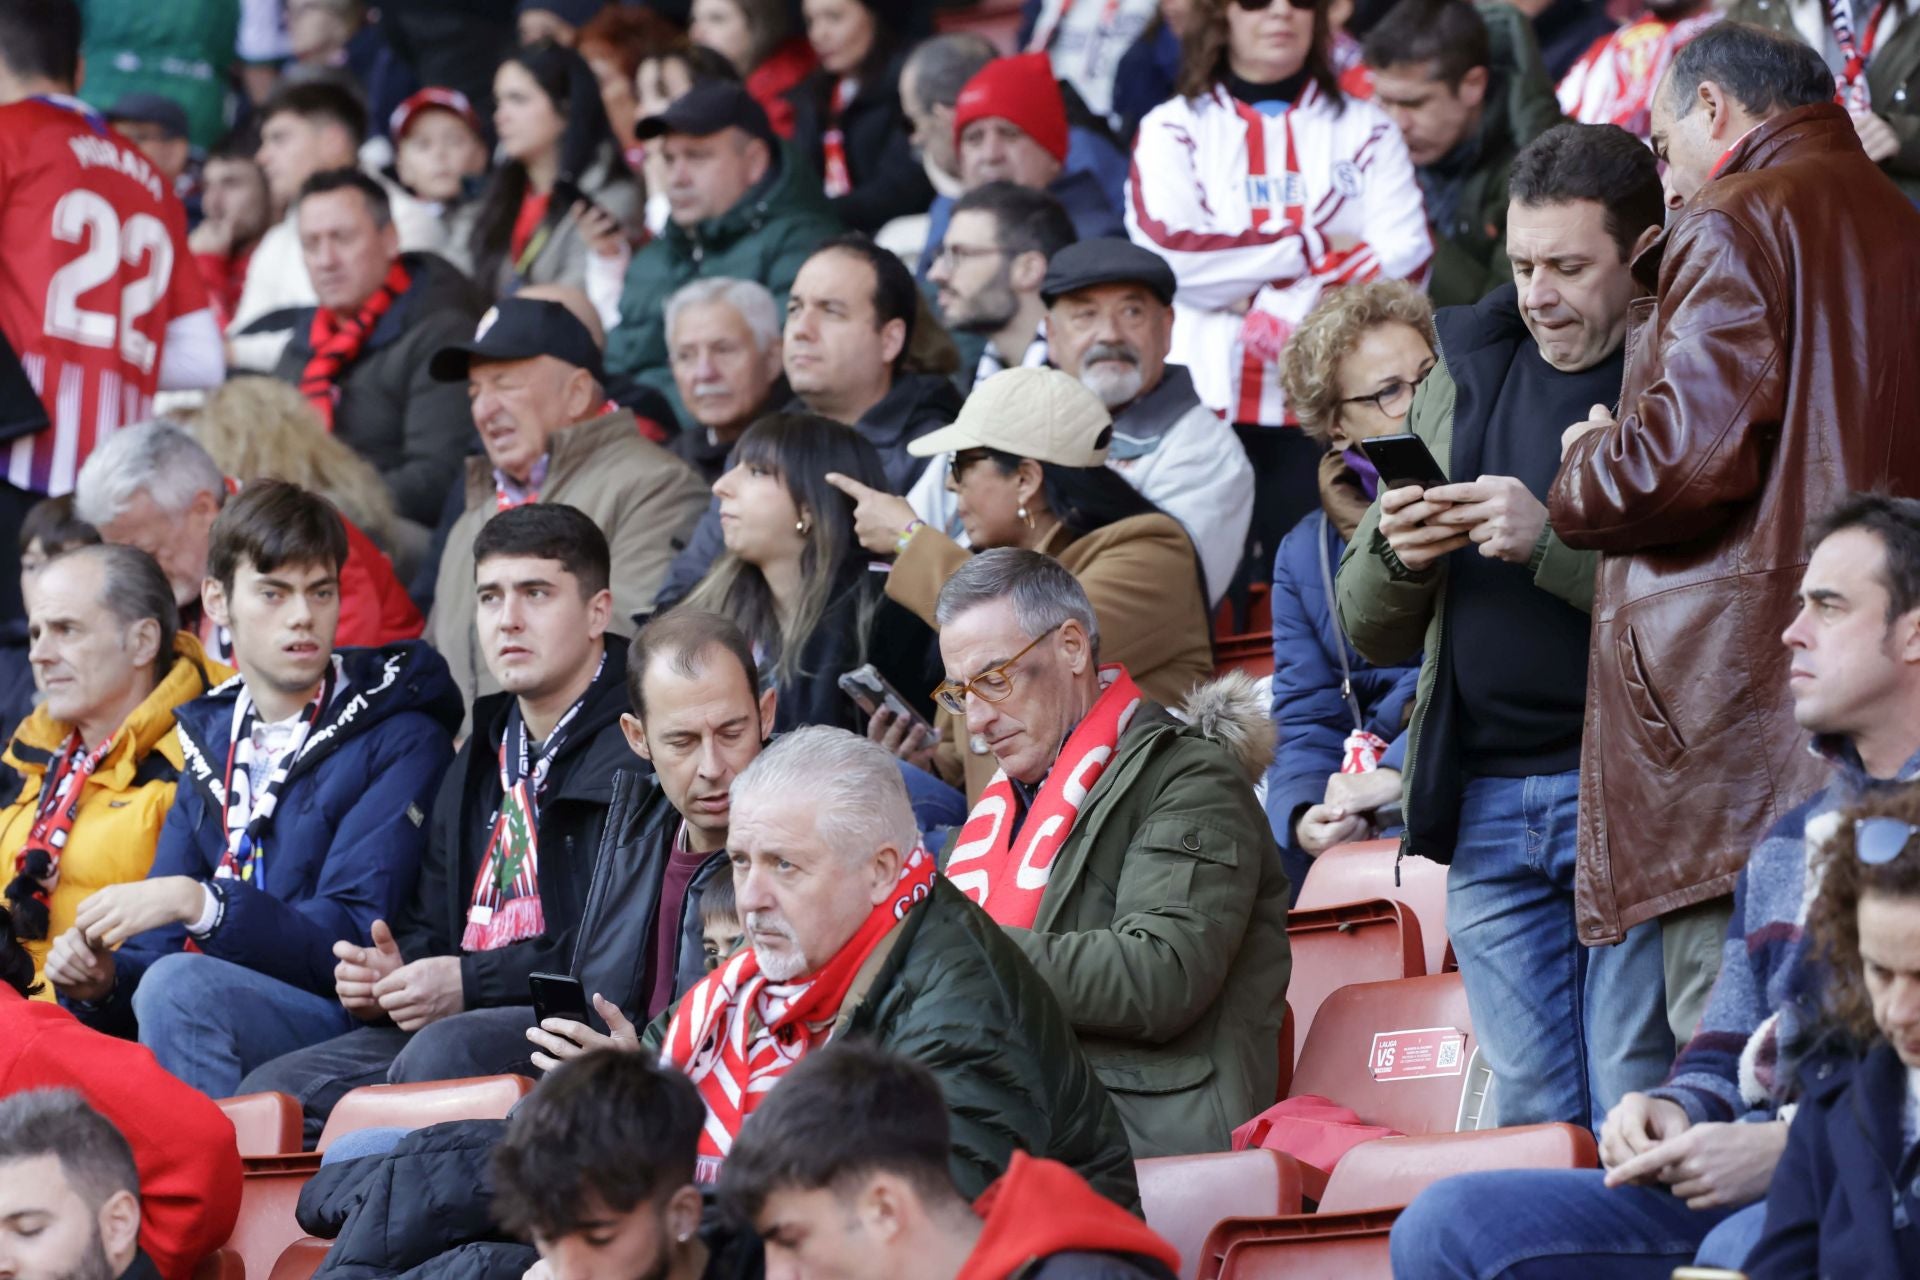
[
  {"xmin": 237, "ymin": 505, "xmax": 631, "ymax": 1141},
  {"xmin": 1335, "ymin": 123, "xmax": 1670, "ymax": 1133}
]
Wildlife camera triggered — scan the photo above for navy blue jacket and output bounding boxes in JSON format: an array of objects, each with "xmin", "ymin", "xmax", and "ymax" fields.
[
  {"xmin": 1748, "ymin": 1040, "xmax": 1920, "ymax": 1279},
  {"xmin": 1265, "ymin": 511, "xmax": 1419, "ymax": 897},
  {"xmin": 75, "ymin": 643, "xmax": 461, "ymax": 1032}
]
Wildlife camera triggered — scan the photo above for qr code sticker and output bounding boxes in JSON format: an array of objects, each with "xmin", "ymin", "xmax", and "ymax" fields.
[{"xmin": 1437, "ymin": 1038, "xmax": 1461, "ymax": 1070}]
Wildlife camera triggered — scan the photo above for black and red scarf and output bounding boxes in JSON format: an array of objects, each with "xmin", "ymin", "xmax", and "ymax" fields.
[
  {"xmin": 4, "ymin": 732, "xmax": 117, "ymax": 938},
  {"xmin": 300, "ymin": 259, "xmax": 413, "ymax": 432}
]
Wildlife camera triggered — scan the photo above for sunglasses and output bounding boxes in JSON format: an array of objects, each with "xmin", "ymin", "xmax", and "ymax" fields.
[
  {"xmin": 1854, "ymin": 817, "xmax": 1919, "ymax": 865},
  {"xmin": 1232, "ymin": 0, "xmax": 1319, "ymax": 11}
]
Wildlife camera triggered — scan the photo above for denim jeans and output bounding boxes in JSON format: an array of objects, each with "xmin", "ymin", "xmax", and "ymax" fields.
[
  {"xmin": 1389, "ymin": 1168, "xmax": 1766, "ymax": 1279},
  {"xmin": 131, "ymin": 952, "xmax": 358, "ymax": 1098},
  {"xmin": 1447, "ymin": 770, "xmax": 1673, "ymax": 1130},
  {"xmin": 897, "ymin": 758, "xmax": 969, "ymax": 836}
]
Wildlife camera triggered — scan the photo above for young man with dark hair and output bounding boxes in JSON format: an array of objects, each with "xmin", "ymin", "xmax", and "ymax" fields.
[
  {"xmin": 1336, "ymin": 122, "xmax": 1672, "ymax": 1135},
  {"xmin": 1552, "ymin": 19, "xmax": 1920, "ymax": 1059},
  {"xmin": 492, "ymin": 1051, "xmax": 759, "ymax": 1280},
  {"xmin": 928, "ymin": 181, "xmax": 1075, "ymax": 388},
  {"xmin": 721, "ymin": 1042, "xmax": 1180, "ymax": 1280},
  {"xmin": 46, "ymin": 482, "xmax": 462, "ymax": 1098},
  {"xmin": 241, "ymin": 504, "xmax": 633, "ymax": 1139},
  {"xmin": 1365, "ymin": 0, "xmax": 1564, "ymax": 307}
]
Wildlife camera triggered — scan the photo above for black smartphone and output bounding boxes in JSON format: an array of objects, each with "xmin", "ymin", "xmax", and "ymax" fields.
[
  {"xmin": 529, "ymin": 972, "xmax": 592, "ymax": 1025},
  {"xmin": 1359, "ymin": 433, "xmax": 1450, "ymax": 492},
  {"xmin": 837, "ymin": 664, "xmax": 933, "ymax": 735}
]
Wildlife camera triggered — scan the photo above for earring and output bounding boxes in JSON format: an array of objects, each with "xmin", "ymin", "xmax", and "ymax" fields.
[
  {"xmin": 795, "ymin": 518, "xmax": 809, "ymax": 534},
  {"xmin": 1018, "ymin": 505, "xmax": 1034, "ymax": 530}
]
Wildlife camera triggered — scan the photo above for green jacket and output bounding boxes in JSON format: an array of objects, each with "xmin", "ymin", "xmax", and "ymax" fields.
[
  {"xmin": 1003, "ymin": 680, "xmax": 1291, "ymax": 1159},
  {"xmin": 1334, "ymin": 286, "xmax": 1598, "ymax": 862},
  {"xmin": 604, "ymin": 143, "xmax": 842, "ymax": 408},
  {"xmin": 1424, "ymin": 2, "xmax": 1565, "ymax": 307},
  {"xmin": 1725, "ymin": 0, "xmax": 1920, "ymax": 203}
]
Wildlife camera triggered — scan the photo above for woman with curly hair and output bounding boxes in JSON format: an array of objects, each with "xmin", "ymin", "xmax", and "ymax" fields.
[{"xmin": 1746, "ymin": 787, "xmax": 1920, "ymax": 1277}]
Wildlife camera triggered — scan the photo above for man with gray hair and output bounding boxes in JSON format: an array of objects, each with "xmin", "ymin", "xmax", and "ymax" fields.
[
  {"xmin": 646, "ymin": 724, "xmax": 1139, "ymax": 1205},
  {"xmin": 73, "ymin": 420, "xmax": 422, "ymax": 662},
  {"xmin": 663, "ymin": 278, "xmax": 788, "ymax": 486},
  {"xmin": 932, "ymin": 548, "xmax": 1289, "ymax": 1158}
]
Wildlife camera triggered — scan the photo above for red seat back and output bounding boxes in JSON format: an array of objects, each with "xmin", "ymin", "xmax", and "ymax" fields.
[
  {"xmin": 1318, "ymin": 1123, "xmax": 1599, "ymax": 1213},
  {"xmin": 217, "ymin": 1093, "xmax": 303, "ymax": 1158},
  {"xmin": 267, "ymin": 1238, "xmax": 331, "ymax": 1280},
  {"xmin": 226, "ymin": 1160, "xmax": 318, "ymax": 1280},
  {"xmin": 1297, "ymin": 840, "xmax": 1451, "ymax": 976},
  {"xmin": 316, "ymin": 1074, "xmax": 534, "ymax": 1153},
  {"xmin": 1137, "ymin": 1150, "xmax": 1305, "ymax": 1280},
  {"xmin": 1288, "ymin": 973, "xmax": 1473, "ymax": 1137},
  {"xmin": 1201, "ymin": 1209, "xmax": 1399, "ymax": 1280},
  {"xmin": 1284, "ymin": 900, "xmax": 1424, "ymax": 1058},
  {"xmin": 191, "ymin": 1248, "xmax": 244, "ymax": 1280}
]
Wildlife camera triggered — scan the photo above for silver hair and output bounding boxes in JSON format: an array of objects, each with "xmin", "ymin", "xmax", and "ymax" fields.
[
  {"xmin": 730, "ymin": 725, "xmax": 919, "ymax": 860},
  {"xmin": 933, "ymin": 547, "xmax": 1101, "ymax": 660},
  {"xmin": 73, "ymin": 419, "xmax": 225, "ymax": 525},
  {"xmin": 664, "ymin": 277, "xmax": 781, "ymax": 354}
]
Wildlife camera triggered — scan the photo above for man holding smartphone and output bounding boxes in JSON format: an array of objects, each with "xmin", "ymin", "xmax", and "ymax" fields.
[{"xmin": 1335, "ymin": 123, "xmax": 1671, "ymax": 1134}]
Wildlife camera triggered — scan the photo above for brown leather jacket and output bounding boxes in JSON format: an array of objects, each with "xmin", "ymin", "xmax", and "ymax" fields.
[{"xmin": 1549, "ymin": 104, "xmax": 1920, "ymax": 944}]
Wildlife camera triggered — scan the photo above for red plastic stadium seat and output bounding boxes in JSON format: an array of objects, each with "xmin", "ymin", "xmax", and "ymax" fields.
[
  {"xmin": 191, "ymin": 1248, "xmax": 243, "ymax": 1280},
  {"xmin": 225, "ymin": 1158, "xmax": 319, "ymax": 1280},
  {"xmin": 316, "ymin": 1074, "xmax": 534, "ymax": 1153},
  {"xmin": 216, "ymin": 1092, "xmax": 304, "ymax": 1158},
  {"xmin": 1274, "ymin": 1003, "xmax": 1294, "ymax": 1102},
  {"xmin": 267, "ymin": 1238, "xmax": 331, "ymax": 1280},
  {"xmin": 1296, "ymin": 839, "xmax": 1452, "ymax": 976},
  {"xmin": 1206, "ymin": 1210, "xmax": 1399, "ymax": 1279},
  {"xmin": 931, "ymin": 0, "xmax": 1023, "ymax": 50},
  {"xmin": 1284, "ymin": 899, "xmax": 1425, "ymax": 1058},
  {"xmin": 1288, "ymin": 973, "xmax": 1474, "ymax": 1141},
  {"xmin": 1137, "ymin": 1150, "xmax": 1305, "ymax": 1280}
]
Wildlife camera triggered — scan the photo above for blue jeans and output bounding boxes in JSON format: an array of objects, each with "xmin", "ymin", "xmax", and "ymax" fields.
[
  {"xmin": 897, "ymin": 759, "xmax": 968, "ymax": 838},
  {"xmin": 1448, "ymin": 771, "xmax": 1673, "ymax": 1130},
  {"xmin": 1389, "ymin": 1169, "xmax": 1767, "ymax": 1278},
  {"xmin": 132, "ymin": 952, "xmax": 357, "ymax": 1098}
]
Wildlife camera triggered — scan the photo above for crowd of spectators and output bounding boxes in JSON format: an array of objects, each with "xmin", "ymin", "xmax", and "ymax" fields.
[{"xmin": 1, "ymin": 0, "xmax": 1919, "ymax": 1277}]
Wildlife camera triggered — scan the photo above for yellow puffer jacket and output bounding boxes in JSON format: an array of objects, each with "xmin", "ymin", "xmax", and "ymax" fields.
[{"xmin": 0, "ymin": 635, "xmax": 230, "ymax": 997}]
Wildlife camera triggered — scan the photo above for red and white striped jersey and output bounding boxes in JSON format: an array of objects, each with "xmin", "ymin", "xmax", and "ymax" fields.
[
  {"xmin": 1557, "ymin": 11, "xmax": 1721, "ymax": 140},
  {"xmin": 1127, "ymin": 82, "xmax": 1431, "ymax": 427},
  {"xmin": 0, "ymin": 96, "xmax": 208, "ymax": 495}
]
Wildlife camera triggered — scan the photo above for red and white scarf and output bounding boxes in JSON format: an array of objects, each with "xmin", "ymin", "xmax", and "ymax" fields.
[
  {"xmin": 821, "ymin": 78, "xmax": 856, "ymax": 198},
  {"xmin": 299, "ymin": 259, "xmax": 413, "ymax": 432},
  {"xmin": 661, "ymin": 845, "xmax": 937, "ymax": 1182},
  {"xmin": 4, "ymin": 732, "xmax": 116, "ymax": 938},
  {"xmin": 1829, "ymin": 0, "xmax": 1892, "ymax": 115},
  {"xmin": 947, "ymin": 666, "xmax": 1141, "ymax": 929}
]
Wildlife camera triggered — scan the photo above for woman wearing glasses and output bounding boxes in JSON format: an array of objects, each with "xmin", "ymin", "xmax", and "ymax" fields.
[
  {"xmin": 682, "ymin": 412, "xmax": 941, "ymax": 735},
  {"xmin": 1264, "ymin": 280, "xmax": 1431, "ymax": 898},
  {"xmin": 1126, "ymin": 0, "xmax": 1431, "ymax": 560}
]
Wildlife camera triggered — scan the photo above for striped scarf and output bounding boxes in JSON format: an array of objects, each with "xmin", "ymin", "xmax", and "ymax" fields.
[
  {"xmin": 214, "ymin": 663, "xmax": 337, "ymax": 890},
  {"xmin": 4, "ymin": 732, "xmax": 116, "ymax": 939},
  {"xmin": 300, "ymin": 259, "xmax": 412, "ymax": 431},
  {"xmin": 661, "ymin": 845, "xmax": 937, "ymax": 1182}
]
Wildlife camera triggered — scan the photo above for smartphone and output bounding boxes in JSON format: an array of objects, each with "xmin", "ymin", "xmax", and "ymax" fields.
[
  {"xmin": 528, "ymin": 972, "xmax": 592, "ymax": 1026},
  {"xmin": 1359, "ymin": 433, "xmax": 1450, "ymax": 492},
  {"xmin": 838, "ymin": 664, "xmax": 933, "ymax": 735}
]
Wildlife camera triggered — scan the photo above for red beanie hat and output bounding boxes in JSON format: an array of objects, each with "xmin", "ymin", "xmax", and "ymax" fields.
[{"xmin": 952, "ymin": 52, "xmax": 1069, "ymax": 165}]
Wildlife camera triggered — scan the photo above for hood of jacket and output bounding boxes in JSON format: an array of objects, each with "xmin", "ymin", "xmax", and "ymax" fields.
[
  {"xmin": 172, "ymin": 641, "xmax": 462, "ymax": 802},
  {"xmin": 4, "ymin": 634, "xmax": 228, "ymax": 787},
  {"xmin": 1175, "ymin": 672, "xmax": 1277, "ymax": 783},
  {"xmin": 662, "ymin": 141, "xmax": 835, "ymax": 257},
  {"xmin": 959, "ymin": 1152, "xmax": 1180, "ymax": 1280},
  {"xmin": 852, "ymin": 372, "xmax": 964, "ymax": 470}
]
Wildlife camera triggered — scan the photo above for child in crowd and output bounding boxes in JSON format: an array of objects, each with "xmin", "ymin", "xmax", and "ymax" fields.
[
  {"xmin": 385, "ymin": 88, "xmax": 489, "ymax": 259},
  {"xmin": 700, "ymin": 873, "xmax": 742, "ymax": 972}
]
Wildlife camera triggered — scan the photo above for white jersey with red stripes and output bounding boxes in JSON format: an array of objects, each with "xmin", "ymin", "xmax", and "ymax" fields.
[
  {"xmin": 0, "ymin": 95, "xmax": 207, "ymax": 495},
  {"xmin": 1127, "ymin": 81, "xmax": 1431, "ymax": 427},
  {"xmin": 1557, "ymin": 11, "xmax": 1720, "ymax": 139}
]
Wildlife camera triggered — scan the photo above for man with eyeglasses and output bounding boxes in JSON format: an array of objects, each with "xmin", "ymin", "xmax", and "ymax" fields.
[
  {"xmin": 1390, "ymin": 490, "xmax": 1920, "ymax": 1279},
  {"xmin": 1334, "ymin": 123, "xmax": 1672, "ymax": 1134},
  {"xmin": 927, "ymin": 181, "xmax": 1074, "ymax": 390},
  {"xmin": 930, "ymin": 546, "xmax": 1289, "ymax": 1159}
]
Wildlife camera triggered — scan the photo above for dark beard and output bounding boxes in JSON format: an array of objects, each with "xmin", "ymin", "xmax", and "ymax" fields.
[{"xmin": 59, "ymin": 1232, "xmax": 116, "ymax": 1280}]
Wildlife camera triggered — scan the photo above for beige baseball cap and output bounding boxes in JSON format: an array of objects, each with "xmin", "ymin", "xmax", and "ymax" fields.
[{"xmin": 907, "ymin": 367, "xmax": 1113, "ymax": 466}]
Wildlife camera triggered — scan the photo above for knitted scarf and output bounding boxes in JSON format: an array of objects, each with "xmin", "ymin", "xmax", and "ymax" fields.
[
  {"xmin": 3, "ymin": 732, "xmax": 116, "ymax": 939},
  {"xmin": 947, "ymin": 666, "xmax": 1141, "ymax": 929},
  {"xmin": 661, "ymin": 845, "xmax": 937, "ymax": 1182},
  {"xmin": 300, "ymin": 259, "xmax": 412, "ymax": 431},
  {"xmin": 214, "ymin": 663, "xmax": 337, "ymax": 890}
]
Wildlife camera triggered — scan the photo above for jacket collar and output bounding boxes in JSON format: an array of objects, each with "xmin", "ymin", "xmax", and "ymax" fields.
[
  {"xmin": 1808, "ymin": 736, "xmax": 1920, "ymax": 799},
  {"xmin": 664, "ymin": 147, "xmax": 808, "ymax": 253},
  {"xmin": 472, "ymin": 637, "xmax": 631, "ymax": 778},
  {"xmin": 1716, "ymin": 103, "xmax": 1859, "ymax": 182},
  {"xmin": 1110, "ymin": 365, "xmax": 1202, "ymax": 455},
  {"xmin": 6, "ymin": 634, "xmax": 225, "ymax": 787}
]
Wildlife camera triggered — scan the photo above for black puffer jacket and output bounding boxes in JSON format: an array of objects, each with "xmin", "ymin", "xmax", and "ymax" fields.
[{"xmin": 786, "ymin": 49, "xmax": 936, "ymax": 234}]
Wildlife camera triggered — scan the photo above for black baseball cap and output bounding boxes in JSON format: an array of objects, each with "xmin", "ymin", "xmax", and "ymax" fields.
[
  {"xmin": 1041, "ymin": 238, "xmax": 1179, "ymax": 308},
  {"xmin": 105, "ymin": 92, "xmax": 189, "ymax": 140},
  {"xmin": 429, "ymin": 298, "xmax": 604, "ymax": 382},
  {"xmin": 634, "ymin": 82, "xmax": 778, "ymax": 151}
]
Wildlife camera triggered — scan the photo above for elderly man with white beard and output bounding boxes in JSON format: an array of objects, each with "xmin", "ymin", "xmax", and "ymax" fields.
[{"xmin": 906, "ymin": 238, "xmax": 1253, "ymax": 603}]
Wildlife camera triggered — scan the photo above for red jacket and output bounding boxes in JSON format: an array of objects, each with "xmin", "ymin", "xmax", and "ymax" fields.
[
  {"xmin": 338, "ymin": 514, "xmax": 424, "ymax": 646},
  {"xmin": 0, "ymin": 989, "xmax": 242, "ymax": 1280},
  {"xmin": 746, "ymin": 38, "xmax": 815, "ymax": 139},
  {"xmin": 958, "ymin": 1152, "xmax": 1181, "ymax": 1280}
]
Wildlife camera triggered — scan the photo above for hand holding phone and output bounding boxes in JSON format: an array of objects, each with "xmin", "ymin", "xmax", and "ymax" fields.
[
  {"xmin": 529, "ymin": 972, "xmax": 592, "ymax": 1026},
  {"xmin": 838, "ymin": 665, "xmax": 932, "ymax": 738}
]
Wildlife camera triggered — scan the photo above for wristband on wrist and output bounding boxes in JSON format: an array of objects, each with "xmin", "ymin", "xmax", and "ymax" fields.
[{"xmin": 896, "ymin": 518, "xmax": 925, "ymax": 555}]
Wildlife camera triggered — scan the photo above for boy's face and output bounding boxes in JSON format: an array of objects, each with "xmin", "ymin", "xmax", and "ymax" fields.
[
  {"xmin": 205, "ymin": 559, "xmax": 341, "ymax": 699},
  {"xmin": 701, "ymin": 919, "xmax": 744, "ymax": 970},
  {"xmin": 395, "ymin": 110, "xmax": 487, "ymax": 203}
]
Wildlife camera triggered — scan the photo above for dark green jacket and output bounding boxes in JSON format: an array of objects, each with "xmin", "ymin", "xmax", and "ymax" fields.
[
  {"xmin": 604, "ymin": 143, "xmax": 841, "ymax": 407},
  {"xmin": 1334, "ymin": 286, "xmax": 1598, "ymax": 863},
  {"xmin": 1726, "ymin": 0, "xmax": 1920, "ymax": 203},
  {"xmin": 1005, "ymin": 681, "xmax": 1291, "ymax": 1159},
  {"xmin": 1423, "ymin": 2, "xmax": 1565, "ymax": 307}
]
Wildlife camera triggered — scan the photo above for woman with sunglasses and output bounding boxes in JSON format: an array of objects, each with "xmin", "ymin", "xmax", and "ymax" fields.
[
  {"xmin": 1742, "ymin": 791, "xmax": 1920, "ymax": 1277},
  {"xmin": 682, "ymin": 412, "xmax": 941, "ymax": 735},
  {"xmin": 1127, "ymin": 0, "xmax": 1431, "ymax": 555},
  {"xmin": 828, "ymin": 367, "xmax": 1213, "ymax": 802},
  {"xmin": 1264, "ymin": 280, "xmax": 1432, "ymax": 898}
]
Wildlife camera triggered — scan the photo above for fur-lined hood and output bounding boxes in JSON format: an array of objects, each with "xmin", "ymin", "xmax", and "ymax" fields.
[{"xmin": 1176, "ymin": 671, "xmax": 1275, "ymax": 784}]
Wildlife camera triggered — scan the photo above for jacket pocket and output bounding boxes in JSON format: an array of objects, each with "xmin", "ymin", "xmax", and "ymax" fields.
[
  {"xmin": 1617, "ymin": 624, "xmax": 1687, "ymax": 769},
  {"xmin": 1089, "ymin": 1044, "xmax": 1218, "ymax": 1096}
]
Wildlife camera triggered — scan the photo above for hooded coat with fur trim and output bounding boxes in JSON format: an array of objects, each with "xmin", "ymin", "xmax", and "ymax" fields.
[{"xmin": 988, "ymin": 673, "xmax": 1292, "ymax": 1158}]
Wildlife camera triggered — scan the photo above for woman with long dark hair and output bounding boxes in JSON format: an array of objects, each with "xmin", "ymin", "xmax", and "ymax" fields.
[
  {"xmin": 460, "ymin": 40, "xmax": 640, "ymax": 297},
  {"xmin": 684, "ymin": 412, "xmax": 940, "ymax": 733}
]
